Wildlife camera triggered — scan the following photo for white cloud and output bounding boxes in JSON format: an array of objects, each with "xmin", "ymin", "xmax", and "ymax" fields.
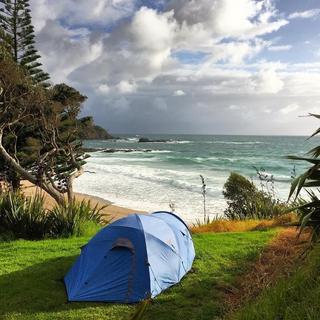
[
  {"xmin": 116, "ymin": 80, "xmax": 137, "ymax": 93},
  {"xmin": 229, "ymin": 105, "xmax": 242, "ymax": 110},
  {"xmin": 173, "ymin": 90, "xmax": 186, "ymax": 96},
  {"xmin": 30, "ymin": 0, "xmax": 136, "ymax": 32},
  {"xmin": 35, "ymin": 20, "xmax": 104, "ymax": 83},
  {"xmin": 280, "ymin": 104, "xmax": 300, "ymax": 114},
  {"xmin": 288, "ymin": 9, "xmax": 320, "ymax": 19},
  {"xmin": 268, "ymin": 45, "xmax": 292, "ymax": 52},
  {"xmin": 169, "ymin": 0, "xmax": 288, "ymax": 42},
  {"xmin": 24, "ymin": 0, "xmax": 320, "ymax": 135},
  {"xmin": 250, "ymin": 68, "xmax": 284, "ymax": 94},
  {"xmin": 97, "ymin": 84, "xmax": 110, "ymax": 95}
]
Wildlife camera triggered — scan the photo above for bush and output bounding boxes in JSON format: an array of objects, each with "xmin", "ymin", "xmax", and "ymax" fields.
[
  {"xmin": 0, "ymin": 192, "xmax": 106, "ymax": 240},
  {"xmin": 48, "ymin": 199, "xmax": 105, "ymax": 238},
  {"xmin": 223, "ymin": 172, "xmax": 286, "ymax": 220},
  {"xmin": 0, "ymin": 192, "xmax": 50, "ymax": 240}
]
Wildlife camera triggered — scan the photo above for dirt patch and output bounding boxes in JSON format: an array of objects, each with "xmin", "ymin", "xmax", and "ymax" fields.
[{"xmin": 223, "ymin": 227, "xmax": 310, "ymax": 315}]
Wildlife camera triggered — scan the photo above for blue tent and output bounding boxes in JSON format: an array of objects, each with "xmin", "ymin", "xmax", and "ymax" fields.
[{"xmin": 64, "ymin": 211, "xmax": 195, "ymax": 303}]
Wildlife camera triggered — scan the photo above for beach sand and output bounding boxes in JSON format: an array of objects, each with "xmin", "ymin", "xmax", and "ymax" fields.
[{"xmin": 21, "ymin": 181, "xmax": 144, "ymax": 222}]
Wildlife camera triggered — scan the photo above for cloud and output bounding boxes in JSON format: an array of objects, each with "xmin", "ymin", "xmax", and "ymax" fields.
[
  {"xmin": 250, "ymin": 68, "xmax": 284, "ymax": 94},
  {"xmin": 153, "ymin": 97, "xmax": 168, "ymax": 111},
  {"xmin": 288, "ymin": 9, "xmax": 320, "ymax": 19},
  {"xmin": 173, "ymin": 90, "xmax": 186, "ymax": 96},
  {"xmin": 26, "ymin": 0, "xmax": 320, "ymax": 135},
  {"xmin": 229, "ymin": 105, "xmax": 242, "ymax": 110},
  {"xmin": 280, "ymin": 103, "xmax": 300, "ymax": 114},
  {"xmin": 268, "ymin": 45, "xmax": 292, "ymax": 52},
  {"xmin": 35, "ymin": 20, "xmax": 104, "ymax": 83},
  {"xmin": 168, "ymin": 0, "xmax": 288, "ymax": 42},
  {"xmin": 112, "ymin": 96, "xmax": 130, "ymax": 112},
  {"xmin": 116, "ymin": 80, "xmax": 137, "ymax": 93},
  {"xmin": 30, "ymin": 0, "xmax": 136, "ymax": 31},
  {"xmin": 97, "ymin": 84, "xmax": 110, "ymax": 95}
]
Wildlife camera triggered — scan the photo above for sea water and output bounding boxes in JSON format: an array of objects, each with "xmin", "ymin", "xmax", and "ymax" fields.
[{"xmin": 74, "ymin": 135, "xmax": 319, "ymax": 223}]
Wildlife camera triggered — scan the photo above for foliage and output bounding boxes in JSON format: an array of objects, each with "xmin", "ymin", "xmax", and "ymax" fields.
[
  {"xmin": 0, "ymin": 2, "xmax": 106, "ymax": 200},
  {"xmin": 0, "ymin": 191, "xmax": 50, "ymax": 240},
  {"xmin": 287, "ymin": 114, "xmax": 320, "ymax": 241},
  {"xmin": 78, "ymin": 116, "xmax": 113, "ymax": 140},
  {"xmin": 0, "ymin": 0, "xmax": 50, "ymax": 85},
  {"xmin": 0, "ymin": 230, "xmax": 275, "ymax": 319},
  {"xmin": 232, "ymin": 243, "xmax": 320, "ymax": 320},
  {"xmin": 48, "ymin": 198, "xmax": 105, "ymax": 238},
  {"xmin": 223, "ymin": 172, "xmax": 285, "ymax": 220},
  {"xmin": 0, "ymin": 1, "xmax": 88, "ymax": 199},
  {"xmin": 0, "ymin": 49, "xmax": 88, "ymax": 203},
  {"xmin": 191, "ymin": 213, "xmax": 297, "ymax": 234},
  {"xmin": 0, "ymin": 192, "xmax": 105, "ymax": 240}
]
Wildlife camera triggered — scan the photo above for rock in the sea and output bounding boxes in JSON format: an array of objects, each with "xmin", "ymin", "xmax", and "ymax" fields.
[
  {"xmin": 138, "ymin": 137, "xmax": 168, "ymax": 143},
  {"xmin": 83, "ymin": 148, "xmax": 102, "ymax": 153},
  {"xmin": 102, "ymin": 148, "xmax": 152, "ymax": 153}
]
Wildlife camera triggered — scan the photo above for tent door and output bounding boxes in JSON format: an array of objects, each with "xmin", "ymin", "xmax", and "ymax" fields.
[{"xmin": 107, "ymin": 240, "xmax": 135, "ymax": 301}]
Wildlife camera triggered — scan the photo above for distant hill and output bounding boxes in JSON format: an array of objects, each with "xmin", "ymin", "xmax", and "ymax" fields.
[{"xmin": 78, "ymin": 116, "xmax": 113, "ymax": 140}]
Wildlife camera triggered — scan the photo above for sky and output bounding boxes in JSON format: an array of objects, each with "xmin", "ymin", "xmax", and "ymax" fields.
[{"xmin": 29, "ymin": 0, "xmax": 320, "ymax": 135}]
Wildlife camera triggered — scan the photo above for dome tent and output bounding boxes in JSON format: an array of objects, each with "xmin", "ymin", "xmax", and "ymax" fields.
[{"xmin": 64, "ymin": 211, "xmax": 195, "ymax": 303}]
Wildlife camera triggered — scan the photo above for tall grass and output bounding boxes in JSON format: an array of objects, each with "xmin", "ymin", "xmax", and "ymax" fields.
[
  {"xmin": 191, "ymin": 213, "xmax": 297, "ymax": 234},
  {"xmin": 0, "ymin": 192, "xmax": 50, "ymax": 240},
  {"xmin": 0, "ymin": 192, "xmax": 106, "ymax": 240},
  {"xmin": 49, "ymin": 199, "xmax": 106, "ymax": 238}
]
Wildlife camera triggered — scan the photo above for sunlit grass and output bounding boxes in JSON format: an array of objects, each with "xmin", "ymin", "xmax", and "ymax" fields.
[
  {"xmin": 0, "ymin": 230, "xmax": 277, "ymax": 320},
  {"xmin": 191, "ymin": 213, "xmax": 297, "ymax": 234}
]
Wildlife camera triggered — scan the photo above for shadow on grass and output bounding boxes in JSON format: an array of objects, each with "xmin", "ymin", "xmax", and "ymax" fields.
[
  {"xmin": 0, "ymin": 253, "xmax": 251, "ymax": 320},
  {"xmin": 0, "ymin": 255, "xmax": 128, "ymax": 318},
  {"xmin": 0, "ymin": 232, "xmax": 274, "ymax": 320}
]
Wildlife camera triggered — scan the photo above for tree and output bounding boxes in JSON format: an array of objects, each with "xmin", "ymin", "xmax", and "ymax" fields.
[
  {"xmin": 0, "ymin": 0, "xmax": 50, "ymax": 86},
  {"xmin": 223, "ymin": 172, "xmax": 285, "ymax": 220},
  {"xmin": 0, "ymin": 47, "xmax": 88, "ymax": 204}
]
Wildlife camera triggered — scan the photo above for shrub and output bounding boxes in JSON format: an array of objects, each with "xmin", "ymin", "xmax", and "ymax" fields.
[
  {"xmin": 0, "ymin": 192, "xmax": 50, "ymax": 240},
  {"xmin": 48, "ymin": 198, "xmax": 105, "ymax": 238},
  {"xmin": 223, "ymin": 172, "xmax": 286, "ymax": 220},
  {"xmin": 0, "ymin": 192, "xmax": 106, "ymax": 240}
]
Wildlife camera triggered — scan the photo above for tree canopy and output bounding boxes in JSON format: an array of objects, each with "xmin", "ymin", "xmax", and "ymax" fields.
[
  {"xmin": 0, "ymin": 0, "xmax": 50, "ymax": 86},
  {"xmin": 0, "ymin": 46, "xmax": 88, "ymax": 203}
]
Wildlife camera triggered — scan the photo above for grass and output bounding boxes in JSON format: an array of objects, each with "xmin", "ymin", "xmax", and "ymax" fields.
[
  {"xmin": 191, "ymin": 214, "xmax": 297, "ymax": 234},
  {"xmin": 231, "ymin": 243, "xmax": 320, "ymax": 320},
  {"xmin": 0, "ymin": 230, "xmax": 277, "ymax": 320}
]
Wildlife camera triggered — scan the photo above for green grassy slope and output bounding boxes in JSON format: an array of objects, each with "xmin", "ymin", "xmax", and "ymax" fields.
[
  {"xmin": 232, "ymin": 244, "xmax": 320, "ymax": 320},
  {"xmin": 0, "ymin": 230, "xmax": 276, "ymax": 320}
]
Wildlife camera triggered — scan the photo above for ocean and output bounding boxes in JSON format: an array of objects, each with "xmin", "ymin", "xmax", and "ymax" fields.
[{"xmin": 74, "ymin": 135, "xmax": 319, "ymax": 223}]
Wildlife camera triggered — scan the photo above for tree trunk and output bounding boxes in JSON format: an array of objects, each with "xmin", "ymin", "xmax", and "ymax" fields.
[
  {"xmin": 0, "ymin": 130, "xmax": 65, "ymax": 205},
  {"xmin": 66, "ymin": 180, "xmax": 74, "ymax": 203}
]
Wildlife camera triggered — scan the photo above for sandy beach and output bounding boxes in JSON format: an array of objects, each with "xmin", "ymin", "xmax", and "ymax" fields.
[{"xmin": 21, "ymin": 181, "xmax": 143, "ymax": 222}]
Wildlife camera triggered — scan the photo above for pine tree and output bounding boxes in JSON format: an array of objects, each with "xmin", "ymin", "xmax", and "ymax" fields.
[{"xmin": 0, "ymin": 0, "xmax": 50, "ymax": 86}]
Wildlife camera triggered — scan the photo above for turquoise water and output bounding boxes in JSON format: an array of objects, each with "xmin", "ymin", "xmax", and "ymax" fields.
[{"xmin": 74, "ymin": 135, "xmax": 319, "ymax": 222}]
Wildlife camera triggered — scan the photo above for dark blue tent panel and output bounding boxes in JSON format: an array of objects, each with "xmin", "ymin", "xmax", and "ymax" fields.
[{"xmin": 64, "ymin": 211, "xmax": 195, "ymax": 303}]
